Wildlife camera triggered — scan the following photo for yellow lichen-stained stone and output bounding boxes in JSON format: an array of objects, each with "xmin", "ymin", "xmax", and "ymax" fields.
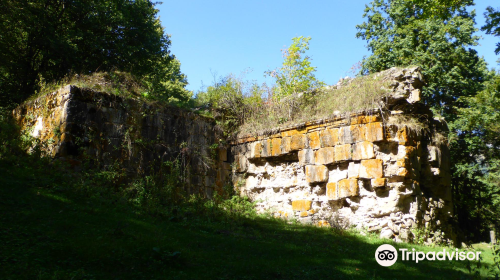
[
  {"xmin": 271, "ymin": 137, "xmax": 282, "ymax": 156},
  {"xmin": 334, "ymin": 144, "xmax": 352, "ymax": 162},
  {"xmin": 320, "ymin": 128, "xmax": 339, "ymax": 147},
  {"xmin": 281, "ymin": 136, "xmax": 292, "ymax": 154},
  {"xmin": 371, "ymin": 178, "xmax": 386, "ymax": 188},
  {"xmin": 350, "ymin": 124, "xmax": 366, "ymax": 142},
  {"xmin": 317, "ymin": 220, "xmax": 331, "ymax": 227},
  {"xmin": 366, "ymin": 122, "xmax": 384, "ymax": 142},
  {"xmin": 314, "ymin": 147, "xmax": 335, "ymax": 165},
  {"xmin": 359, "ymin": 159, "xmax": 384, "ymax": 179},
  {"xmin": 308, "ymin": 131, "xmax": 321, "ymax": 150},
  {"xmin": 292, "ymin": 200, "xmax": 313, "ymax": 211},
  {"xmin": 338, "ymin": 179, "xmax": 359, "ymax": 198},
  {"xmin": 326, "ymin": 182, "xmax": 338, "ymax": 200},
  {"xmin": 290, "ymin": 134, "xmax": 307, "ymax": 151},
  {"xmin": 352, "ymin": 141, "xmax": 375, "ymax": 160}
]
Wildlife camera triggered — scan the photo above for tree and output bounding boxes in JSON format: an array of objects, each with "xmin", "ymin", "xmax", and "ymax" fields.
[
  {"xmin": 265, "ymin": 36, "xmax": 323, "ymax": 100},
  {"xmin": 0, "ymin": 0, "xmax": 189, "ymax": 107},
  {"xmin": 482, "ymin": 6, "xmax": 500, "ymax": 61},
  {"xmin": 356, "ymin": 0, "xmax": 486, "ymax": 119},
  {"xmin": 452, "ymin": 71, "xmax": 500, "ymax": 239},
  {"xmin": 356, "ymin": 0, "xmax": 496, "ymax": 242}
]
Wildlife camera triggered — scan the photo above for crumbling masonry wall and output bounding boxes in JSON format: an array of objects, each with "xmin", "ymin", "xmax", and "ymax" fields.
[
  {"xmin": 230, "ymin": 67, "xmax": 454, "ymax": 243},
  {"xmin": 12, "ymin": 68, "xmax": 454, "ymax": 244},
  {"xmin": 12, "ymin": 85, "xmax": 231, "ymax": 196}
]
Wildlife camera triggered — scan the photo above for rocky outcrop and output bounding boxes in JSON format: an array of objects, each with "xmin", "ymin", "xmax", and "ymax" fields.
[
  {"xmin": 230, "ymin": 67, "xmax": 454, "ymax": 244},
  {"xmin": 12, "ymin": 85, "xmax": 231, "ymax": 196}
]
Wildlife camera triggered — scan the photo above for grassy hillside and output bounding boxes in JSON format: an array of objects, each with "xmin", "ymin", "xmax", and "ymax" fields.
[{"xmin": 0, "ymin": 153, "xmax": 497, "ymax": 280}]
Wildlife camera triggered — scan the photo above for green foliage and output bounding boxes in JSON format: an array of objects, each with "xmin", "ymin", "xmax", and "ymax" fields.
[
  {"xmin": 196, "ymin": 70, "xmax": 392, "ymax": 137},
  {"xmin": 195, "ymin": 74, "xmax": 265, "ymax": 136},
  {"xmin": 452, "ymin": 71, "xmax": 500, "ymax": 239},
  {"xmin": 356, "ymin": 0, "xmax": 486, "ymax": 118},
  {"xmin": 265, "ymin": 36, "xmax": 324, "ymax": 100},
  {"xmin": 0, "ymin": 0, "xmax": 190, "ymax": 107},
  {"xmin": 491, "ymin": 243, "xmax": 500, "ymax": 278},
  {"xmin": 482, "ymin": 6, "xmax": 500, "ymax": 58}
]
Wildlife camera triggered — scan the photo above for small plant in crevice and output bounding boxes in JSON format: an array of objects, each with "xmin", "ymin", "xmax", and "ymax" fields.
[{"xmin": 328, "ymin": 212, "xmax": 351, "ymax": 235}]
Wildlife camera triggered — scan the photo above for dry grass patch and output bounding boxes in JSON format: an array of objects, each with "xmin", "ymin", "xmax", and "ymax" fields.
[
  {"xmin": 237, "ymin": 74, "xmax": 392, "ymax": 137},
  {"xmin": 33, "ymin": 71, "xmax": 146, "ymax": 102}
]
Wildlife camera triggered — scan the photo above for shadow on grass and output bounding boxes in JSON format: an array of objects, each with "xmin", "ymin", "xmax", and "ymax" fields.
[{"xmin": 0, "ymin": 159, "xmax": 487, "ymax": 280}]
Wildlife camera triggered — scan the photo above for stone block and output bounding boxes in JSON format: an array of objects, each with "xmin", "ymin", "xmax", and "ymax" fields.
[
  {"xmin": 397, "ymin": 167, "xmax": 409, "ymax": 177},
  {"xmin": 305, "ymin": 165, "xmax": 328, "ymax": 183},
  {"xmin": 320, "ymin": 128, "xmax": 339, "ymax": 147},
  {"xmin": 222, "ymin": 162, "xmax": 231, "ymax": 170},
  {"xmin": 261, "ymin": 139, "xmax": 271, "ymax": 157},
  {"xmin": 371, "ymin": 178, "xmax": 386, "ymax": 188},
  {"xmin": 366, "ymin": 122, "xmax": 384, "ymax": 142},
  {"xmin": 350, "ymin": 115, "xmax": 381, "ymax": 125},
  {"xmin": 218, "ymin": 148, "xmax": 227, "ymax": 161},
  {"xmin": 315, "ymin": 147, "xmax": 335, "ymax": 165},
  {"xmin": 326, "ymin": 182, "xmax": 338, "ymax": 200},
  {"xmin": 350, "ymin": 124, "xmax": 366, "ymax": 142},
  {"xmin": 348, "ymin": 162, "xmax": 360, "ymax": 178},
  {"xmin": 271, "ymin": 138, "xmax": 282, "ymax": 156},
  {"xmin": 352, "ymin": 141, "xmax": 375, "ymax": 160},
  {"xmin": 338, "ymin": 179, "xmax": 359, "ymax": 198},
  {"xmin": 235, "ymin": 154, "xmax": 248, "ymax": 173},
  {"xmin": 250, "ymin": 142, "xmax": 262, "ymax": 158},
  {"xmin": 292, "ymin": 200, "xmax": 312, "ymax": 211},
  {"xmin": 290, "ymin": 134, "xmax": 307, "ymax": 151},
  {"xmin": 308, "ymin": 131, "xmax": 321, "ymax": 149},
  {"xmin": 298, "ymin": 149, "xmax": 315, "ymax": 165},
  {"xmin": 339, "ymin": 126, "xmax": 353, "ymax": 144},
  {"xmin": 334, "ymin": 144, "xmax": 352, "ymax": 162},
  {"xmin": 281, "ymin": 137, "xmax": 291, "ymax": 154},
  {"xmin": 282, "ymin": 128, "xmax": 306, "ymax": 137},
  {"xmin": 359, "ymin": 159, "xmax": 384, "ymax": 179},
  {"xmin": 317, "ymin": 220, "xmax": 331, "ymax": 227}
]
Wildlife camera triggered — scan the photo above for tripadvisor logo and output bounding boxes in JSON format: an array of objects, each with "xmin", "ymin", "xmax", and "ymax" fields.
[
  {"xmin": 375, "ymin": 244, "xmax": 398, "ymax": 267},
  {"xmin": 375, "ymin": 244, "xmax": 482, "ymax": 267}
]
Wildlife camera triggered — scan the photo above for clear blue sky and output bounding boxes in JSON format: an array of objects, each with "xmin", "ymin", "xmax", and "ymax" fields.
[{"xmin": 158, "ymin": 1, "xmax": 499, "ymax": 93}]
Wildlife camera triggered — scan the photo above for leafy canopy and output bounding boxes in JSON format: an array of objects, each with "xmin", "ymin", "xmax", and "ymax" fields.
[
  {"xmin": 265, "ymin": 36, "xmax": 323, "ymax": 100},
  {"xmin": 481, "ymin": 6, "xmax": 500, "ymax": 59},
  {"xmin": 356, "ymin": 0, "xmax": 486, "ymax": 119},
  {"xmin": 0, "ymin": 0, "xmax": 190, "ymax": 107}
]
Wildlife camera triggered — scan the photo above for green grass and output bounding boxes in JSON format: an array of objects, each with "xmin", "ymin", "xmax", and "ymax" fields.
[{"xmin": 0, "ymin": 157, "xmax": 498, "ymax": 280}]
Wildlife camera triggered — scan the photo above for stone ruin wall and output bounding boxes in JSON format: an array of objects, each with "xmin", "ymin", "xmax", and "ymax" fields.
[
  {"xmin": 12, "ymin": 85, "xmax": 231, "ymax": 197},
  {"xmin": 11, "ymin": 67, "xmax": 454, "ymax": 244},
  {"xmin": 230, "ymin": 67, "xmax": 454, "ymax": 244}
]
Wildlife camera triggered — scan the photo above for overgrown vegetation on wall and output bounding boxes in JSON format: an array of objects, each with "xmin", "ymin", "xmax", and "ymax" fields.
[{"xmin": 194, "ymin": 38, "xmax": 405, "ymax": 138}]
